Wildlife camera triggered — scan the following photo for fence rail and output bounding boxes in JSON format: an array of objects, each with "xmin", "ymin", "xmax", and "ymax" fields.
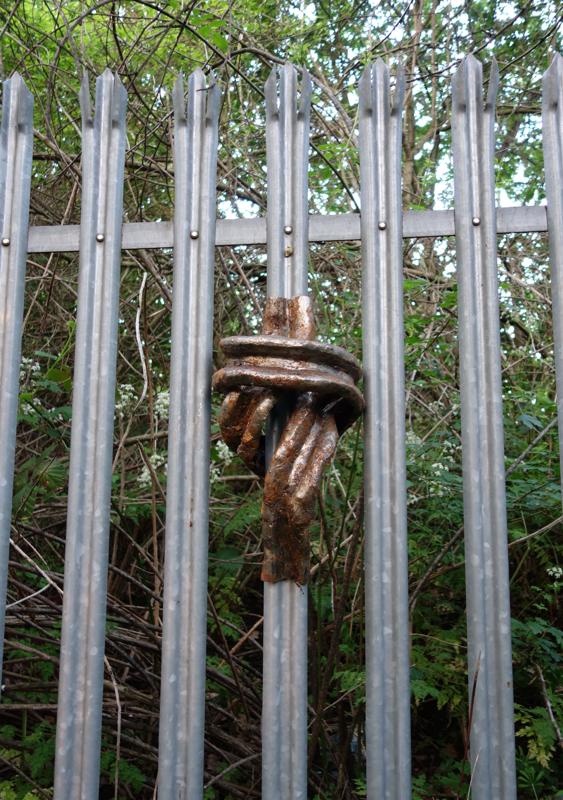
[
  {"xmin": 25, "ymin": 204, "xmax": 550, "ymax": 252},
  {"xmin": 0, "ymin": 53, "xmax": 562, "ymax": 800}
]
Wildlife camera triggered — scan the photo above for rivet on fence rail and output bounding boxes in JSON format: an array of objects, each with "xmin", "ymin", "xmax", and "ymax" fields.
[
  {"xmin": 452, "ymin": 55, "xmax": 517, "ymax": 799},
  {"xmin": 0, "ymin": 73, "xmax": 33, "ymax": 691}
]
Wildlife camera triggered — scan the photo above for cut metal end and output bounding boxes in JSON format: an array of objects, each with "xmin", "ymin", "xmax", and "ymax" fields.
[
  {"xmin": 542, "ymin": 53, "xmax": 563, "ymax": 110},
  {"xmin": 373, "ymin": 56, "xmax": 388, "ymax": 79},
  {"xmin": 188, "ymin": 67, "xmax": 206, "ymax": 96},
  {"xmin": 265, "ymin": 63, "xmax": 311, "ymax": 119},
  {"xmin": 79, "ymin": 71, "xmax": 93, "ymax": 125},
  {"xmin": 265, "ymin": 68, "xmax": 280, "ymax": 117},
  {"xmin": 464, "ymin": 52, "xmax": 482, "ymax": 74},
  {"xmin": 204, "ymin": 73, "xmax": 221, "ymax": 124},
  {"xmin": 181, "ymin": 69, "xmax": 220, "ymax": 127},
  {"xmin": 89, "ymin": 70, "xmax": 127, "ymax": 125},
  {"xmin": 186, "ymin": 69, "xmax": 206, "ymax": 126},
  {"xmin": 358, "ymin": 65, "xmax": 372, "ymax": 114},
  {"xmin": 108, "ymin": 72, "xmax": 127, "ymax": 123},
  {"xmin": 452, "ymin": 55, "xmax": 496, "ymax": 113},
  {"xmin": 281, "ymin": 61, "xmax": 298, "ymax": 93},
  {"xmin": 358, "ymin": 59, "xmax": 404, "ymax": 117},
  {"xmin": 452, "ymin": 54, "xmax": 483, "ymax": 110},
  {"xmin": 297, "ymin": 69, "xmax": 312, "ymax": 117},
  {"xmin": 392, "ymin": 64, "xmax": 406, "ymax": 113},
  {"xmin": 3, "ymin": 72, "xmax": 34, "ymax": 129},
  {"xmin": 172, "ymin": 73, "xmax": 186, "ymax": 123},
  {"xmin": 485, "ymin": 58, "xmax": 499, "ymax": 111}
]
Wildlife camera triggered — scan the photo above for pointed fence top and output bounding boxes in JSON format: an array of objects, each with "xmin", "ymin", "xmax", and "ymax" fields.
[
  {"xmin": 1, "ymin": 72, "xmax": 33, "ymax": 129},
  {"xmin": 172, "ymin": 69, "xmax": 220, "ymax": 127},
  {"xmin": 264, "ymin": 63, "xmax": 311, "ymax": 118},
  {"xmin": 358, "ymin": 60, "xmax": 405, "ymax": 116},
  {"xmin": 452, "ymin": 54, "xmax": 498, "ymax": 112},
  {"xmin": 79, "ymin": 70, "xmax": 127, "ymax": 126}
]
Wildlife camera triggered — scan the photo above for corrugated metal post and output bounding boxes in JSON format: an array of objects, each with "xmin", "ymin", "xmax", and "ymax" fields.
[
  {"xmin": 542, "ymin": 54, "xmax": 563, "ymax": 498},
  {"xmin": 0, "ymin": 74, "xmax": 33, "ymax": 687},
  {"xmin": 158, "ymin": 70, "xmax": 220, "ymax": 800},
  {"xmin": 358, "ymin": 61, "xmax": 411, "ymax": 799},
  {"xmin": 54, "ymin": 71, "xmax": 127, "ymax": 800},
  {"xmin": 451, "ymin": 55, "xmax": 516, "ymax": 799},
  {"xmin": 262, "ymin": 63, "xmax": 311, "ymax": 800}
]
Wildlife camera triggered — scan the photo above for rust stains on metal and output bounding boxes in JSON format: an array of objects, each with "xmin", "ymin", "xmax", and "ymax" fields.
[{"xmin": 212, "ymin": 295, "xmax": 363, "ymax": 584}]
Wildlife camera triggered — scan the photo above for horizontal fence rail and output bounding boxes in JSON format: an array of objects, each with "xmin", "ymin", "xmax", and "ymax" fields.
[
  {"xmin": 26, "ymin": 204, "xmax": 549, "ymax": 251},
  {"xmin": 0, "ymin": 52, "xmax": 561, "ymax": 800}
]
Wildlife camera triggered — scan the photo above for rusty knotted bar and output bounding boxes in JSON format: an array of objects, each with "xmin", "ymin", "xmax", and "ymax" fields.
[{"xmin": 213, "ymin": 295, "xmax": 363, "ymax": 584}]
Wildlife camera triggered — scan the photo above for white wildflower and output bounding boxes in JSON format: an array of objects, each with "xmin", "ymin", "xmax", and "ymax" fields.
[
  {"xmin": 137, "ymin": 465, "xmax": 152, "ymax": 489},
  {"xmin": 115, "ymin": 383, "xmax": 136, "ymax": 415},
  {"xmin": 431, "ymin": 462, "xmax": 448, "ymax": 475},
  {"xmin": 546, "ymin": 565, "xmax": 562, "ymax": 579},
  {"xmin": 216, "ymin": 439, "xmax": 233, "ymax": 466},
  {"xmin": 137, "ymin": 451, "xmax": 166, "ymax": 489},
  {"xmin": 154, "ymin": 389, "xmax": 170, "ymax": 420},
  {"xmin": 149, "ymin": 452, "xmax": 166, "ymax": 471},
  {"xmin": 20, "ymin": 356, "xmax": 41, "ymax": 383},
  {"xmin": 406, "ymin": 430, "xmax": 422, "ymax": 446}
]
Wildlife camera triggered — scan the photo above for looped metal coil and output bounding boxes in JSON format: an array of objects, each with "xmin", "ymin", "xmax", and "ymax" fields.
[{"xmin": 212, "ymin": 296, "xmax": 364, "ymax": 583}]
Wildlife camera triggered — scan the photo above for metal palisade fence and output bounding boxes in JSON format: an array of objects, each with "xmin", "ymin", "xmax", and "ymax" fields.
[{"xmin": 0, "ymin": 53, "xmax": 562, "ymax": 800}]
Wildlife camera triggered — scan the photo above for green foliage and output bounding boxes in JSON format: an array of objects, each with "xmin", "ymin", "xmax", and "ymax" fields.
[
  {"xmin": 0, "ymin": 781, "xmax": 42, "ymax": 800},
  {"xmin": 100, "ymin": 749, "xmax": 147, "ymax": 795},
  {"xmin": 0, "ymin": 722, "xmax": 54, "ymax": 793}
]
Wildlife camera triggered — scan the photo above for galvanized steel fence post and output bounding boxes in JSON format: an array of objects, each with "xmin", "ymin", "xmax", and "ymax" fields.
[
  {"xmin": 54, "ymin": 70, "xmax": 127, "ymax": 800},
  {"xmin": 542, "ymin": 54, "xmax": 563, "ymax": 501},
  {"xmin": 158, "ymin": 69, "xmax": 220, "ymax": 800},
  {"xmin": 262, "ymin": 63, "xmax": 311, "ymax": 800},
  {"xmin": 358, "ymin": 60, "xmax": 411, "ymax": 800},
  {"xmin": 0, "ymin": 74, "xmax": 33, "ymax": 688},
  {"xmin": 451, "ymin": 55, "xmax": 517, "ymax": 799}
]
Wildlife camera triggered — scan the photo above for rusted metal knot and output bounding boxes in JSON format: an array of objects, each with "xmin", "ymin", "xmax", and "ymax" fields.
[{"xmin": 212, "ymin": 296, "xmax": 363, "ymax": 584}]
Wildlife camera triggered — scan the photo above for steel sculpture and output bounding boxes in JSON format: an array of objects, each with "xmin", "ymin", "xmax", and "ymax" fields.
[{"xmin": 213, "ymin": 294, "xmax": 363, "ymax": 583}]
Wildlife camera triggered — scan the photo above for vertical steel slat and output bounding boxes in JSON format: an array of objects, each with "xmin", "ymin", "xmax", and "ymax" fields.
[
  {"xmin": 0, "ymin": 74, "xmax": 33, "ymax": 686},
  {"xmin": 262, "ymin": 63, "xmax": 311, "ymax": 800},
  {"xmin": 54, "ymin": 71, "xmax": 127, "ymax": 800},
  {"xmin": 358, "ymin": 61, "xmax": 410, "ymax": 800},
  {"xmin": 542, "ymin": 54, "xmax": 563, "ymax": 498},
  {"xmin": 158, "ymin": 70, "xmax": 220, "ymax": 800},
  {"xmin": 451, "ymin": 55, "xmax": 516, "ymax": 799}
]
